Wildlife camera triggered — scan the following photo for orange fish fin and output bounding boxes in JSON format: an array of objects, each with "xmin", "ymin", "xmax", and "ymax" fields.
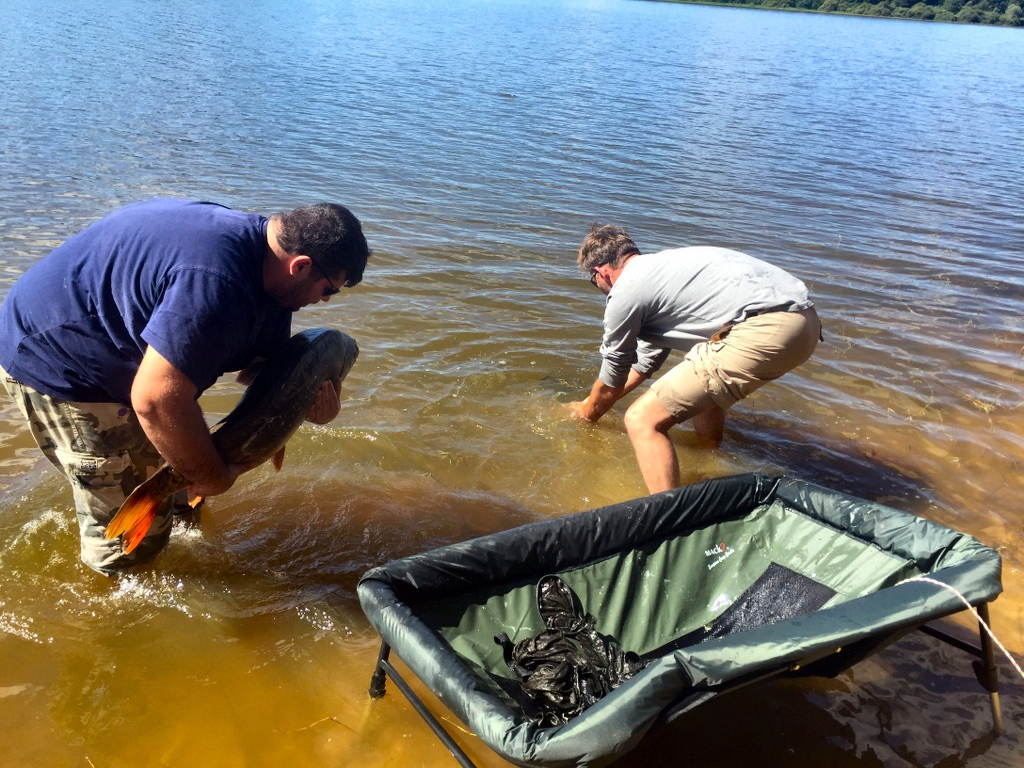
[
  {"xmin": 188, "ymin": 493, "xmax": 205, "ymax": 509},
  {"xmin": 105, "ymin": 483, "xmax": 164, "ymax": 554},
  {"xmin": 272, "ymin": 445, "xmax": 286, "ymax": 472},
  {"xmin": 121, "ymin": 514, "xmax": 155, "ymax": 554}
]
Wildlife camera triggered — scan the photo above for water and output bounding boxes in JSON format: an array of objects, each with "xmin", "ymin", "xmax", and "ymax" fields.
[{"xmin": 1, "ymin": 0, "xmax": 1023, "ymax": 764}]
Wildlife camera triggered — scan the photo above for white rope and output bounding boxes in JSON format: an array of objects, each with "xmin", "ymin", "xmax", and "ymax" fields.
[{"xmin": 896, "ymin": 576, "xmax": 1024, "ymax": 682}]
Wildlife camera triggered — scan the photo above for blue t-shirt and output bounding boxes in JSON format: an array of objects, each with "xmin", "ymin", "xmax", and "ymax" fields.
[{"xmin": 0, "ymin": 199, "xmax": 292, "ymax": 405}]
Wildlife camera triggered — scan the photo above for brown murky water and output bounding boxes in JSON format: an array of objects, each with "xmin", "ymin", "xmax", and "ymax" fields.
[{"xmin": 2, "ymin": 0, "xmax": 1023, "ymax": 765}]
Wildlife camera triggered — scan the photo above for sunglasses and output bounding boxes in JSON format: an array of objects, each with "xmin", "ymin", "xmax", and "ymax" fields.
[
  {"xmin": 589, "ymin": 269, "xmax": 601, "ymax": 287},
  {"xmin": 311, "ymin": 259, "xmax": 341, "ymax": 296}
]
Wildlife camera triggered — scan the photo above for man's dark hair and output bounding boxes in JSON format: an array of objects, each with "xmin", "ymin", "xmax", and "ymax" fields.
[
  {"xmin": 276, "ymin": 203, "xmax": 370, "ymax": 287},
  {"xmin": 576, "ymin": 223, "xmax": 640, "ymax": 274}
]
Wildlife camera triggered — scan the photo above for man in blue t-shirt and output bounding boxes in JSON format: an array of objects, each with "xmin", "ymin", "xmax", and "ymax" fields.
[{"xmin": 0, "ymin": 199, "xmax": 370, "ymax": 575}]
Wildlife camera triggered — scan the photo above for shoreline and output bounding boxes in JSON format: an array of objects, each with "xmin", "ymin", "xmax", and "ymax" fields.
[{"xmin": 646, "ymin": 0, "xmax": 1024, "ymax": 27}]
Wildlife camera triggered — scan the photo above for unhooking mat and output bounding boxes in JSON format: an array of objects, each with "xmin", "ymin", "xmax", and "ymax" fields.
[{"xmin": 357, "ymin": 473, "xmax": 1002, "ymax": 768}]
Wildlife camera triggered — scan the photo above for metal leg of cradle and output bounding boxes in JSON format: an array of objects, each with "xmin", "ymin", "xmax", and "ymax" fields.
[
  {"xmin": 976, "ymin": 603, "xmax": 1004, "ymax": 736},
  {"xmin": 918, "ymin": 602, "xmax": 1003, "ymax": 736},
  {"xmin": 367, "ymin": 640, "xmax": 479, "ymax": 768},
  {"xmin": 368, "ymin": 640, "xmax": 391, "ymax": 699}
]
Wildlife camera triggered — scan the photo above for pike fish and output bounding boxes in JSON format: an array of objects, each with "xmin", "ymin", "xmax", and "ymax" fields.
[{"xmin": 105, "ymin": 328, "xmax": 359, "ymax": 553}]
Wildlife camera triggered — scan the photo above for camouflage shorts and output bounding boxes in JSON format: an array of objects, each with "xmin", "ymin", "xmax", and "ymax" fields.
[{"xmin": 1, "ymin": 366, "xmax": 190, "ymax": 576}]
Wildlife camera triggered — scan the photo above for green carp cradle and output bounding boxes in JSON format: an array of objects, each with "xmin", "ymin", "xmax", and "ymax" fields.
[{"xmin": 105, "ymin": 328, "xmax": 359, "ymax": 553}]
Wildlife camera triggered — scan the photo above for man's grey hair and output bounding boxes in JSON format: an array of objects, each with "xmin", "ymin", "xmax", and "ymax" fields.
[{"xmin": 576, "ymin": 223, "xmax": 640, "ymax": 274}]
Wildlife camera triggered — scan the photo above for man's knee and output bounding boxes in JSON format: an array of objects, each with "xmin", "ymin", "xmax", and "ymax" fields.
[
  {"xmin": 62, "ymin": 449, "xmax": 173, "ymax": 576},
  {"xmin": 625, "ymin": 393, "xmax": 675, "ymax": 437}
]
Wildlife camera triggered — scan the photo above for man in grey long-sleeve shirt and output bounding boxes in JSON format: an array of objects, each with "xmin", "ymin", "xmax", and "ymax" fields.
[{"xmin": 569, "ymin": 224, "xmax": 821, "ymax": 493}]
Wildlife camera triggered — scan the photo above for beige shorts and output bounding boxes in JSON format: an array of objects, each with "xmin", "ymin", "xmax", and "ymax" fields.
[{"xmin": 650, "ymin": 307, "xmax": 821, "ymax": 422}]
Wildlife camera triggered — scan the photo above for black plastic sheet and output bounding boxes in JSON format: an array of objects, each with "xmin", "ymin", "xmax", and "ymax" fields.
[{"xmin": 496, "ymin": 576, "xmax": 649, "ymax": 726}]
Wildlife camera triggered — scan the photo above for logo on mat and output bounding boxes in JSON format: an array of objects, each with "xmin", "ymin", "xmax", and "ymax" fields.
[
  {"xmin": 705, "ymin": 541, "xmax": 735, "ymax": 571},
  {"xmin": 704, "ymin": 542, "xmax": 728, "ymax": 557}
]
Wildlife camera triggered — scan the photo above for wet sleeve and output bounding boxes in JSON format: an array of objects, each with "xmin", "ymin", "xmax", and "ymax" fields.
[
  {"xmin": 633, "ymin": 339, "xmax": 671, "ymax": 378},
  {"xmin": 141, "ymin": 268, "xmax": 257, "ymax": 393},
  {"xmin": 598, "ymin": 295, "xmax": 646, "ymax": 388}
]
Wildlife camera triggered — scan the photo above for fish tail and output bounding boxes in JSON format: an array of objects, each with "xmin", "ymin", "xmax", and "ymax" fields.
[{"xmin": 105, "ymin": 468, "xmax": 183, "ymax": 554}]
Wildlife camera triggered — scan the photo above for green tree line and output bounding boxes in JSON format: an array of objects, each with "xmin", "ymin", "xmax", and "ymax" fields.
[{"xmin": 664, "ymin": 0, "xmax": 1023, "ymax": 25}]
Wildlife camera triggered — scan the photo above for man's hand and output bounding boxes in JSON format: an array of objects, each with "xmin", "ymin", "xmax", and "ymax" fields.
[
  {"xmin": 185, "ymin": 462, "xmax": 243, "ymax": 499},
  {"xmin": 305, "ymin": 378, "xmax": 341, "ymax": 424},
  {"xmin": 568, "ymin": 379, "xmax": 626, "ymax": 423},
  {"xmin": 567, "ymin": 400, "xmax": 600, "ymax": 423},
  {"xmin": 568, "ymin": 370, "xmax": 650, "ymax": 423}
]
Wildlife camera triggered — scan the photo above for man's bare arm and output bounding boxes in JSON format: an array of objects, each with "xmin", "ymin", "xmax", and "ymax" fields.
[
  {"xmin": 620, "ymin": 368, "xmax": 649, "ymax": 397},
  {"xmin": 131, "ymin": 346, "xmax": 244, "ymax": 498},
  {"xmin": 569, "ymin": 369, "xmax": 649, "ymax": 423}
]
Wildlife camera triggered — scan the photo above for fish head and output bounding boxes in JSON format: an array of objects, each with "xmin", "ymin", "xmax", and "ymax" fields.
[{"xmin": 311, "ymin": 328, "xmax": 358, "ymax": 382}]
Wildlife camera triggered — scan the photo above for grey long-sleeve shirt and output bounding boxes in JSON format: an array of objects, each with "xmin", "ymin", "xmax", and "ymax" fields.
[{"xmin": 598, "ymin": 247, "xmax": 813, "ymax": 388}]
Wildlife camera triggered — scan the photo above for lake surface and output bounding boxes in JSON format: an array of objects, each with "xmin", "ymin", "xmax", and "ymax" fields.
[{"xmin": 1, "ymin": 0, "xmax": 1023, "ymax": 765}]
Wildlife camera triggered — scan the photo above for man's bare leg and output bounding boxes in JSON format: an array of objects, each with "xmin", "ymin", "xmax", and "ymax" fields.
[
  {"xmin": 693, "ymin": 404, "xmax": 725, "ymax": 448},
  {"xmin": 624, "ymin": 392, "xmax": 681, "ymax": 494}
]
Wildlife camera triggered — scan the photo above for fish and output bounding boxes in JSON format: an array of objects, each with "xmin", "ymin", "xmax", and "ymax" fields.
[{"xmin": 105, "ymin": 328, "xmax": 359, "ymax": 553}]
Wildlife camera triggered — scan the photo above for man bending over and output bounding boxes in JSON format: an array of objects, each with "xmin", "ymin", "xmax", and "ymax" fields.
[
  {"xmin": 569, "ymin": 224, "xmax": 820, "ymax": 494},
  {"xmin": 0, "ymin": 199, "xmax": 370, "ymax": 575}
]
